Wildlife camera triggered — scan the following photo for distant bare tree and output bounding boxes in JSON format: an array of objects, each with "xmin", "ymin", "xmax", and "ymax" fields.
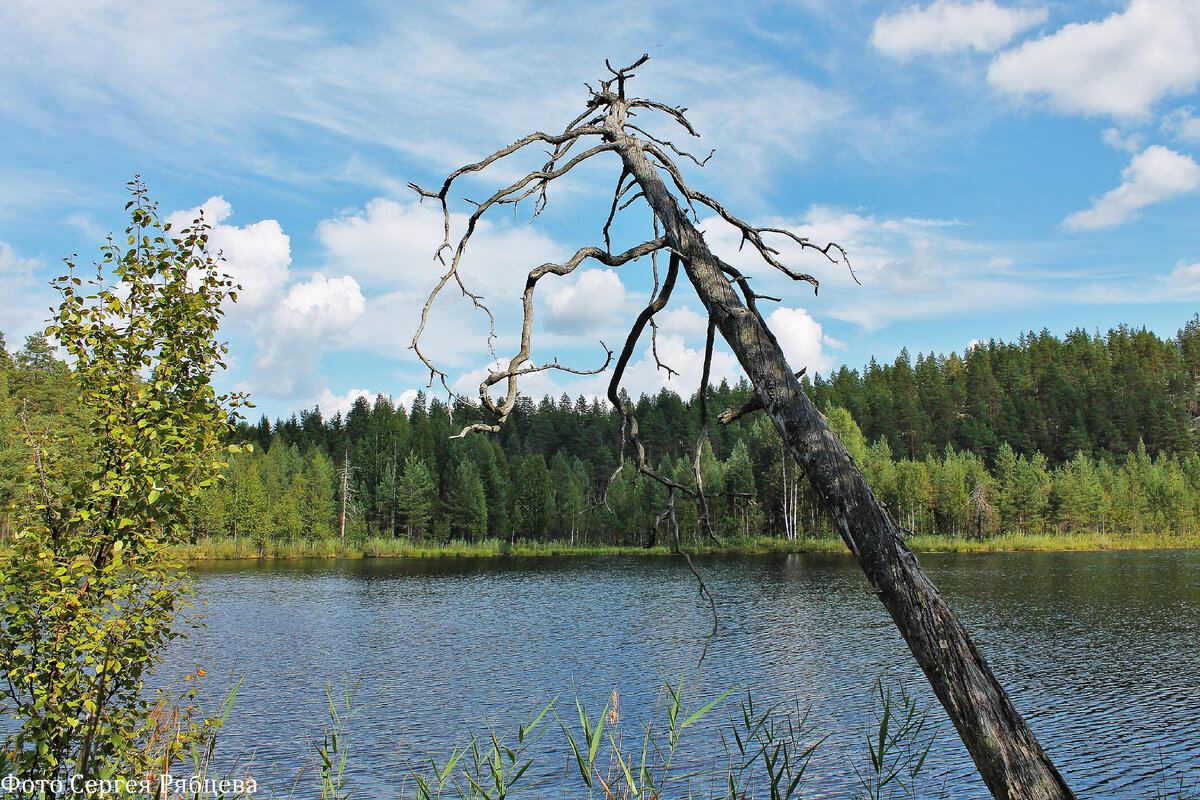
[{"xmin": 410, "ymin": 56, "xmax": 1075, "ymax": 800}]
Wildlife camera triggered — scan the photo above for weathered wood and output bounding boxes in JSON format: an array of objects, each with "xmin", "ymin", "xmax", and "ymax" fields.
[
  {"xmin": 717, "ymin": 368, "xmax": 805, "ymax": 425},
  {"xmin": 607, "ymin": 102, "xmax": 1076, "ymax": 800},
  {"xmin": 412, "ymin": 59, "xmax": 1077, "ymax": 799}
]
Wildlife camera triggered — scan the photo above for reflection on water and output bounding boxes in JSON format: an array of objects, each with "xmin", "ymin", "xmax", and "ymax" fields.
[{"xmin": 163, "ymin": 550, "xmax": 1200, "ymax": 799}]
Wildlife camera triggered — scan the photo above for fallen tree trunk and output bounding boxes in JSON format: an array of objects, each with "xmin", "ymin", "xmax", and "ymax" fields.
[
  {"xmin": 411, "ymin": 56, "xmax": 1077, "ymax": 800},
  {"xmin": 610, "ymin": 105, "xmax": 1076, "ymax": 800}
]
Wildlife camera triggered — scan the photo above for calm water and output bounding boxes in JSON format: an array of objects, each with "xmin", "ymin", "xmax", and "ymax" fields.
[{"xmin": 163, "ymin": 550, "xmax": 1200, "ymax": 799}]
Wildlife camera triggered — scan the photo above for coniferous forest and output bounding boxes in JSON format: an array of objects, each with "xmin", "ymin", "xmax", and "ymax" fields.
[{"xmin": 3, "ymin": 316, "xmax": 1199, "ymax": 550}]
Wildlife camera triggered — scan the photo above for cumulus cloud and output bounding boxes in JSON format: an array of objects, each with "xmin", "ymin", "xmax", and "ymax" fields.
[
  {"xmin": 317, "ymin": 197, "xmax": 564, "ymax": 293},
  {"xmin": 160, "ymin": 197, "xmax": 371, "ymax": 405},
  {"xmin": 316, "ymin": 200, "xmax": 447, "ymax": 292},
  {"xmin": 254, "ymin": 273, "xmax": 366, "ymax": 396},
  {"xmin": 280, "ymin": 273, "xmax": 365, "ymax": 327},
  {"xmin": 654, "ymin": 306, "xmax": 711, "ymax": 341},
  {"xmin": 543, "ymin": 268, "xmax": 627, "ymax": 335},
  {"xmin": 1062, "ymin": 145, "xmax": 1200, "ymax": 230},
  {"xmin": 0, "ymin": 240, "xmax": 49, "ymax": 344},
  {"xmin": 312, "ymin": 387, "xmax": 377, "ymax": 419},
  {"xmin": 766, "ymin": 307, "xmax": 835, "ymax": 374},
  {"xmin": 610, "ymin": 333, "xmax": 743, "ymax": 400},
  {"xmin": 872, "ymin": 1, "xmax": 1047, "ymax": 59},
  {"xmin": 988, "ymin": 0, "xmax": 1200, "ymax": 119},
  {"xmin": 166, "ymin": 196, "xmax": 291, "ymax": 310}
]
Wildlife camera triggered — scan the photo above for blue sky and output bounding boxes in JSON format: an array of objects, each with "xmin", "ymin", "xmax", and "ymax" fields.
[{"xmin": 2, "ymin": 0, "xmax": 1198, "ymax": 422}]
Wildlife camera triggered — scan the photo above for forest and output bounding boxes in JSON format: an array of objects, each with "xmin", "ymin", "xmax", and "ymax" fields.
[{"xmin": 3, "ymin": 315, "xmax": 1199, "ymax": 550}]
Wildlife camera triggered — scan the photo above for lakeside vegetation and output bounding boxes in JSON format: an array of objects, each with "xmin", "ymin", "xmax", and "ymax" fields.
[
  {"xmin": 0, "ymin": 183, "xmax": 244, "ymax": 789},
  {"xmin": 167, "ymin": 529, "xmax": 1200, "ymax": 561},
  {"xmin": 5, "ymin": 316, "xmax": 1200, "ymax": 556}
]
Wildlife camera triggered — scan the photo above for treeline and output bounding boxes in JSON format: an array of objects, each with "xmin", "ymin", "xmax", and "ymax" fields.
[
  {"xmin": 3, "ymin": 318, "xmax": 1199, "ymax": 547},
  {"xmin": 807, "ymin": 321, "xmax": 1200, "ymax": 464}
]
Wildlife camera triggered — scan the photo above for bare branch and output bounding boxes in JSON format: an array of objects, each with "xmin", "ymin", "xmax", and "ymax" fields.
[
  {"xmin": 718, "ymin": 368, "xmax": 807, "ymax": 425},
  {"xmin": 408, "ymin": 126, "xmax": 605, "ymax": 206},
  {"xmin": 692, "ymin": 318, "xmax": 721, "ymax": 546},
  {"xmin": 457, "ymin": 239, "xmax": 668, "ymax": 434},
  {"xmin": 410, "ymin": 140, "xmax": 621, "ymax": 395},
  {"xmin": 626, "ymin": 123, "xmax": 714, "ymax": 167},
  {"xmin": 627, "ymin": 98, "xmax": 702, "ymax": 138},
  {"xmin": 602, "ymin": 168, "xmax": 635, "ymax": 254}
]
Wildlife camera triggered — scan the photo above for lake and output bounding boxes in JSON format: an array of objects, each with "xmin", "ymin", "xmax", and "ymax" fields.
[{"xmin": 163, "ymin": 550, "xmax": 1200, "ymax": 799}]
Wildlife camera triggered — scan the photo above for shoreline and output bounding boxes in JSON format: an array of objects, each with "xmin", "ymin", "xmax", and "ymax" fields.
[{"xmin": 167, "ymin": 531, "xmax": 1200, "ymax": 561}]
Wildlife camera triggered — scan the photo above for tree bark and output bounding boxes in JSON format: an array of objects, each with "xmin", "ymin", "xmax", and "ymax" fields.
[{"xmin": 611, "ymin": 118, "xmax": 1076, "ymax": 800}]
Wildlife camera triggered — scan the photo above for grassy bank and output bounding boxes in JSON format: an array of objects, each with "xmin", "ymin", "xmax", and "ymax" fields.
[{"xmin": 168, "ymin": 530, "xmax": 1200, "ymax": 561}]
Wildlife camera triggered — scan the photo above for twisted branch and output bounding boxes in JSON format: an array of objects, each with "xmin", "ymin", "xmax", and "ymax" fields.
[{"xmin": 413, "ymin": 53, "xmax": 839, "ymax": 527}]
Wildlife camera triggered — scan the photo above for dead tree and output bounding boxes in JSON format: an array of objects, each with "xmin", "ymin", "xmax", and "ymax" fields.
[{"xmin": 410, "ymin": 57, "xmax": 1075, "ymax": 800}]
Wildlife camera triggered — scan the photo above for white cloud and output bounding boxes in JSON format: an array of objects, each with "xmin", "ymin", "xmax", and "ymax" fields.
[
  {"xmin": 609, "ymin": 333, "xmax": 743, "ymax": 400},
  {"xmin": 317, "ymin": 198, "xmax": 565, "ymax": 293},
  {"xmin": 312, "ymin": 387, "xmax": 377, "ymax": 419},
  {"xmin": 1062, "ymin": 145, "xmax": 1200, "ymax": 231},
  {"xmin": 316, "ymin": 200, "xmax": 447, "ymax": 293},
  {"xmin": 1101, "ymin": 128, "xmax": 1146, "ymax": 153},
  {"xmin": 166, "ymin": 196, "xmax": 291, "ymax": 309},
  {"xmin": 766, "ymin": 307, "xmax": 835, "ymax": 374},
  {"xmin": 543, "ymin": 268, "xmax": 627, "ymax": 335},
  {"xmin": 872, "ymin": 1, "xmax": 1047, "ymax": 59},
  {"xmin": 689, "ymin": 207, "xmax": 1042, "ymax": 334},
  {"xmin": 669, "ymin": 64, "xmax": 851, "ymax": 187},
  {"xmin": 396, "ymin": 389, "xmax": 419, "ymax": 412},
  {"xmin": 0, "ymin": 240, "xmax": 48, "ymax": 344},
  {"xmin": 1169, "ymin": 259, "xmax": 1200, "ymax": 291},
  {"xmin": 1161, "ymin": 107, "xmax": 1200, "ymax": 143},
  {"xmin": 0, "ymin": 0, "xmax": 303, "ymax": 156},
  {"xmin": 988, "ymin": 0, "xmax": 1200, "ymax": 119},
  {"xmin": 655, "ymin": 306, "xmax": 711, "ymax": 341},
  {"xmin": 449, "ymin": 357, "xmax": 568, "ymax": 408},
  {"xmin": 253, "ymin": 272, "xmax": 366, "ymax": 398},
  {"xmin": 281, "ymin": 273, "xmax": 365, "ymax": 327}
]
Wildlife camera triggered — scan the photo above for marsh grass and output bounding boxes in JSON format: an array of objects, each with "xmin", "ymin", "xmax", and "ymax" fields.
[
  {"xmin": 164, "ymin": 530, "xmax": 1199, "ymax": 563},
  {"xmin": 327, "ymin": 677, "xmax": 927, "ymax": 800},
  {"xmin": 907, "ymin": 530, "xmax": 1200, "ymax": 552}
]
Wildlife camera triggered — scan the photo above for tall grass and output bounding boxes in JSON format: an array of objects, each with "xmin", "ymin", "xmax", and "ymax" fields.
[
  {"xmin": 166, "ymin": 529, "xmax": 1199, "ymax": 562},
  {"xmin": 399, "ymin": 678, "xmax": 826, "ymax": 800}
]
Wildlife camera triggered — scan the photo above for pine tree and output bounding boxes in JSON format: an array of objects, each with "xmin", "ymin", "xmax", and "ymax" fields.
[
  {"xmin": 396, "ymin": 453, "xmax": 437, "ymax": 539},
  {"xmin": 514, "ymin": 453, "xmax": 552, "ymax": 540},
  {"xmin": 301, "ymin": 448, "xmax": 337, "ymax": 538}
]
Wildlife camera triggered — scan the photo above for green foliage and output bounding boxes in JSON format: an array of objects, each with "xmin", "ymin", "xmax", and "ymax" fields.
[
  {"xmin": 315, "ymin": 681, "xmax": 362, "ymax": 800},
  {"xmin": 151, "ymin": 315, "xmax": 1200, "ymax": 548},
  {"xmin": 725, "ymin": 694, "xmax": 824, "ymax": 800},
  {"xmin": 852, "ymin": 679, "xmax": 937, "ymax": 800},
  {"xmin": 396, "ymin": 454, "xmax": 437, "ymax": 539},
  {"xmin": 331, "ymin": 678, "xmax": 937, "ymax": 800},
  {"xmin": 446, "ymin": 460, "xmax": 488, "ymax": 542},
  {"xmin": 514, "ymin": 454, "xmax": 552, "ymax": 540},
  {"xmin": 0, "ymin": 179, "xmax": 243, "ymax": 785}
]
